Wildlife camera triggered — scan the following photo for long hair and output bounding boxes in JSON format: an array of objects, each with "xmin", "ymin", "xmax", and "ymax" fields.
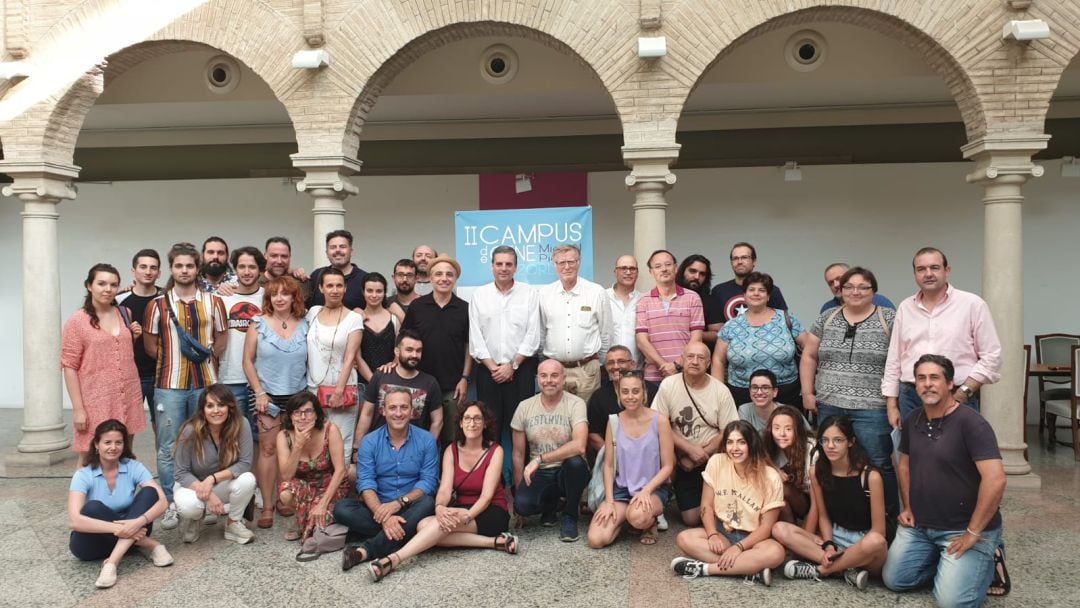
[
  {"xmin": 814, "ymin": 415, "xmax": 873, "ymax": 492},
  {"xmin": 262, "ymin": 275, "xmax": 306, "ymax": 318},
  {"xmin": 82, "ymin": 263, "xmax": 121, "ymax": 329},
  {"xmin": 86, "ymin": 419, "xmax": 136, "ymax": 468},
  {"xmin": 762, "ymin": 405, "xmax": 811, "ymax": 491},
  {"xmin": 174, "ymin": 384, "xmax": 245, "ymax": 468},
  {"xmin": 455, "ymin": 400, "xmax": 496, "ymax": 448},
  {"xmin": 676, "ymin": 254, "xmax": 713, "ymax": 294},
  {"xmin": 721, "ymin": 420, "xmax": 773, "ymax": 493}
]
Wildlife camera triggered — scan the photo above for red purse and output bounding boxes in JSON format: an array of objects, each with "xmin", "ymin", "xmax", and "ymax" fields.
[{"xmin": 316, "ymin": 385, "xmax": 358, "ymax": 409}]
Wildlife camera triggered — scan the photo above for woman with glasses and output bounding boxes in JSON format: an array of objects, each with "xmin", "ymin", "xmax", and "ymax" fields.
[
  {"xmin": 738, "ymin": 369, "xmax": 811, "ymax": 434},
  {"xmin": 367, "ymin": 401, "xmax": 516, "ymax": 582},
  {"xmin": 277, "ymin": 391, "xmax": 349, "ymax": 553},
  {"xmin": 587, "ymin": 370, "xmax": 674, "ymax": 548},
  {"xmin": 799, "ymin": 267, "xmax": 898, "ymax": 518},
  {"xmin": 712, "ymin": 272, "xmax": 809, "ymax": 409}
]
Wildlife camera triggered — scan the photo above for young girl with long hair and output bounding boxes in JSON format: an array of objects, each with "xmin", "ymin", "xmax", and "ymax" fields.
[{"xmin": 763, "ymin": 405, "xmax": 815, "ymax": 524}]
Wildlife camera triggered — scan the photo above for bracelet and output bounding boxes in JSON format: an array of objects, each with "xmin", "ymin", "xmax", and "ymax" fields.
[
  {"xmin": 210, "ymin": 473, "xmax": 218, "ymax": 485},
  {"xmin": 965, "ymin": 528, "xmax": 982, "ymax": 539},
  {"xmin": 707, "ymin": 532, "xmax": 720, "ymax": 540},
  {"xmin": 256, "ymin": 391, "xmax": 267, "ymax": 396},
  {"xmin": 734, "ymin": 541, "xmax": 745, "ymax": 551},
  {"xmin": 821, "ymin": 540, "xmax": 837, "ymax": 551}
]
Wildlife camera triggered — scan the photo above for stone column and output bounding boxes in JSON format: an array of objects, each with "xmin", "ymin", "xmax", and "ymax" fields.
[
  {"xmin": 962, "ymin": 134, "xmax": 1049, "ymax": 488},
  {"xmin": 291, "ymin": 155, "xmax": 362, "ymax": 269},
  {"xmin": 1, "ymin": 161, "xmax": 80, "ymax": 464},
  {"xmin": 623, "ymin": 145, "xmax": 679, "ymax": 290}
]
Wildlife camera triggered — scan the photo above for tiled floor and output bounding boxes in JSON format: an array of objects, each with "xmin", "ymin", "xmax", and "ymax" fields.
[{"xmin": 1, "ymin": 409, "xmax": 1076, "ymax": 607}]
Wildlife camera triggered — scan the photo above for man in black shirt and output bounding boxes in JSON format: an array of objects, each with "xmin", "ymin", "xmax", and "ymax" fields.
[
  {"xmin": 308, "ymin": 229, "xmax": 367, "ymax": 309},
  {"xmin": 116, "ymin": 248, "xmax": 162, "ymax": 440},
  {"xmin": 710, "ymin": 242, "xmax": 788, "ymax": 325},
  {"xmin": 586, "ymin": 346, "xmax": 654, "ymax": 452},
  {"xmin": 676, "ymin": 254, "xmax": 723, "ymax": 346}
]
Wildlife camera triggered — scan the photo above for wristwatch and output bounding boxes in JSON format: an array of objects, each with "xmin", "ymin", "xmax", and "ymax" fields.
[
  {"xmin": 398, "ymin": 495, "xmax": 412, "ymax": 507},
  {"xmin": 511, "ymin": 360, "xmax": 520, "ymax": 371},
  {"xmin": 957, "ymin": 385, "xmax": 974, "ymax": 399}
]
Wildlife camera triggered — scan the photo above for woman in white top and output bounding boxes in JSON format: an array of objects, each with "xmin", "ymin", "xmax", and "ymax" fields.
[{"xmin": 306, "ymin": 267, "xmax": 364, "ymax": 463}]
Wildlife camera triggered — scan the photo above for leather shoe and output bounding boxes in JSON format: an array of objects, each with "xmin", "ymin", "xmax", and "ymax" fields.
[{"xmin": 341, "ymin": 545, "xmax": 367, "ymax": 572}]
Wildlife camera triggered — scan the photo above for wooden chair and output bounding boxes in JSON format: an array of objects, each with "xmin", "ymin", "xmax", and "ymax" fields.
[
  {"xmin": 1035, "ymin": 333, "xmax": 1080, "ymax": 433},
  {"xmin": 1045, "ymin": 345, "xmax": 1080, "ymax": 461}
]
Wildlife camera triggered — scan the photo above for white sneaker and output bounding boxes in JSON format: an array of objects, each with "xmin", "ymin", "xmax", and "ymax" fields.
[
  {"xmin": 160, "ymin": 503, "xmax": 179, "ymax": 530},
  {"xmin": 224, "ymin": 519, "xmax": 254, "ymax": 545},
  {"xmin": 254, "ymin": 492, "xmax": 264, "ymax": 510},
  {"xmin": 657, "ymin": 514, "xmax": 669, "ymax": 532},
  {"xmin": 149, "ymin": 545, "xmax": 174, "ymax": 567},
  {"xmin": 844, "ymin": 568, "xmax": 869, "ymax": 591},
  {"xmin": 203, "ymin": 513, "xmax": 219, "ymax": 526},
  {"xmin": 95, "ymin": 562, "xmax": 117, "ymax": 589},
  {"xmin": 180, "ymin": 517, "xmax": 202, "ymax": 544}
]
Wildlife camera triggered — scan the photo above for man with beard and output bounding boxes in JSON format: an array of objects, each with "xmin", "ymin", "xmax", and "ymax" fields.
[
  {"xmin": 143, "ymin": 245, "xmax": 228, "ymax": 529},
  {"xmin": 390, "ymin": 258, "xmax": 420, "ymax": 313},
  {"xmin": 261, "ymin": 236, "xmax": 311, "ymax": 301},
  {"xmin": 412, "ymin": 245, "xmax": 437, "ymax": 296},
  {"xmin": 677, "ymin": 254, "xmax": 724, "ymax": 346},
  {"xmin": 309, "ymin": 229, "xmax": 368, "ymax": 309},
  {"xmin": 196, "ymin": 237, "xmax": 238, "ymax": 294},
  {"xmin": 710, "ymin": 242, "xmax": 788, "ymax": 326},
  {"xmin": 353, "ymin": 330, "xmax": 444, "ymax": 457},
  {"xmin": 217, "ymin": 246, "xmax": 265, "ymax": 437}
]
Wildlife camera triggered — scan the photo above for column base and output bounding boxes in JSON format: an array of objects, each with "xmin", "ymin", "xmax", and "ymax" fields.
[
  {"xmin": 1004, "ymin": 471, "xmax": 1041, "ymax": 490},
  {"xmin": 4, "ymin": 447, "xmax": 75, "ymax": 467}
]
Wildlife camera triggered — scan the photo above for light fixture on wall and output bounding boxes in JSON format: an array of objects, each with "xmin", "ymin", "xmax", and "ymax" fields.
[
  {"xmin": 515, "ymin": 173, "xmax": 533, "ymax": 193},
  {"xmin": 782, "ymin": 161, "xmax": 802, "ymax": 182},
  {"xmin": 638, "ymin": 37, "xmax": 667, "ymax": 58},
  {"xmin": 292, "ymin": 49, "xmax": 330, "ymax": 69},
  {"xmin": 1002, "ymin": 19, "xmax": 1051, "ymax": 42},
  {"xmin": 1062, "ymin": 157, "xmax": 1080, "ymax": 178}
]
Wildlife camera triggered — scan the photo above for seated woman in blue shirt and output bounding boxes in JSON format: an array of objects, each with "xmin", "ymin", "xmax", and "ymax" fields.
[{"xmin": 68, "ymin": 419, "xmax": 172, "ymax": 589}]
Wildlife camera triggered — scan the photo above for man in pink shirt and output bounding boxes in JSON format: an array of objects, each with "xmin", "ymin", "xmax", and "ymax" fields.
[
  {"xmin": 636, "ymin": 250, "xmax": 705, "ymax": 390},
  {"xmin": 882, "ymin": 247, "xmax": 1002, "ymax": 428}
]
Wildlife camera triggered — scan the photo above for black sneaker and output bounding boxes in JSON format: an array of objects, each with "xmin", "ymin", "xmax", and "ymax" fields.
[
  {"xmin": 670, "ymin": 557, "xmax": 709, "ymax": 579},
  {"xmin": 783, "ymin": 559, "xmax": 821, "ymax": 581},
  {"xmin": 541, "ymin": 510, "xmax": 558, "ymax": 527},
  {"xmin": 745, "ymin": 567, "xmax": 772, "ymax": 587},
  {"xmin": 559, "ymin": 515, "xmax": 579, "ymax": 542},
  {"xmin": 844, "ymin": 568, "xmax": 869, "ymax": 591}
]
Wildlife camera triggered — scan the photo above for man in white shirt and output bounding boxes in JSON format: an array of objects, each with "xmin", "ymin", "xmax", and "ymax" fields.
[
  {"xmin": 538, "ymin": 244, "xmax": 613, "ymax": 404},
  {"xmin": 217, "ymin": 246, "xmax": 265, "ymax": 438},
  {"xmin": 606, "ymin": 254, "xmax": 642, "ymax": 366},
  {"xmin": 469, "ymin": 245, "xmax": 541, "ymax": 478}
]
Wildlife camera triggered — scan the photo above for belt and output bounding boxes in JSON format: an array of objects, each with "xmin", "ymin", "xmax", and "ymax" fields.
[{"xmin": 560, "ymin": 354, "xmax": 598, "ymax": 369}]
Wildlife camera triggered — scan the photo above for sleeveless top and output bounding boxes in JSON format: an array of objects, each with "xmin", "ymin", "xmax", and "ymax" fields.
[
  {"xmin": 254, "ymin": 315, "xmax": 309, "ymax": 395},
  {"xmin": 361, "ymin": 317, "xmax": 396, "ymax": 372},
  {"xmin": 451, "ymin": 443, "xmax": 508, "ymax": 511},
  {"xmin": 614, "ymin": 411, "xmax": 661, "ymax": 496},
  {"xmin": 822, "ymin": 472, "xmax": 871, "ymax": 532}
]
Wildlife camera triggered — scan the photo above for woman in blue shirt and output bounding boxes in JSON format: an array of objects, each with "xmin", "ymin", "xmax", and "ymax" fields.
[{"xmin": 68, "ymin": 419, "xmax": 172, "ymax": 589}]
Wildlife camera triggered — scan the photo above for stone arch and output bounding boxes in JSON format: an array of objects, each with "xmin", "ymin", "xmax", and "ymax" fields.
[
  {"xmin": 322, "ymin": 0, "xmax": 638, "ymax": 159},
  {"xmin": 666, "ymin": 2, "xmax": 988, "ymax": 139}
]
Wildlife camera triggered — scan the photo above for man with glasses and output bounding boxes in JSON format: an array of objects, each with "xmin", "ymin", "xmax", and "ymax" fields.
[
  {"xmin": 710, "ymin": 242, "xmax": 788, "ymax": 325},
  {"xmin": 652, "ymin": 341, "xmax": 738, "ymax": 526},
  {"xmin": 636, "ymin": 250, "xmax": 704, "ymax": 391},
  {"xmin": 882, "ymin": 247, "xmax": 1001, "ymax": 426},
  {"xmin": 607, "ymin": 254, "xmax": 643, "ymax": 366},
  {"xmin": 883, "ymin": 354, "xmax": 1007, "ymax": 604},
  {"xmin": 538, "ymin": 244, "xmax": 612, "ymax": 403},
  {"xmin": 820, "ymin": 262, "xmax": 894, "ymax": 313},
  {"xmin": 390, "ymin": 259, "xmax": 420, "ymax": 313}
]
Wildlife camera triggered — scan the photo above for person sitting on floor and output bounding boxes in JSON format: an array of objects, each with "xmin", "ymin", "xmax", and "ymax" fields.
[{"xmin": 763, "ymin": 405, "xmax": 816, "ymax": 525}]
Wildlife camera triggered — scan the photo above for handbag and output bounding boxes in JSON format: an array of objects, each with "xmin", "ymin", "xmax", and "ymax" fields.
[
  {"xmin": 586, "ymin": 413, "xmax": 620, "ymax": 512},
  {"xmin": 316, "ymin": 384, "xmax": 359, "ymax": 409},
  {"xmin": 297, "ymin": 522, "xmax": 349, "ymax": 561},
  {"xmin": 164, "ymin": 294, "xmax": 213, "ymax": 364}
]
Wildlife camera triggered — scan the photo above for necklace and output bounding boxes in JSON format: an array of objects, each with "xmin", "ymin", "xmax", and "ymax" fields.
[
  {"xmin": 918, "ymin": 401, "xmax": 959, "ymax": 440},
  {"xmin": 273, "ymin": 314, "xmax": 289, "ymax": 329}
]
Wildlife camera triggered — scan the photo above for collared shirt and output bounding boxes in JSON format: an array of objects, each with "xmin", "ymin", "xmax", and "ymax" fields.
[
  {"xmin": 356, "ymin": 424, "xmax": 439, "ymax": 502},
  {"xmin": 606, "ymin": 286, "xmax": 642, "ymax": 364},
  {"xmin": 468, "ymin": 281, "xmax": 541, "ymax": 364},
  {"xmin": 403, "ymin": 293, "xmax": 470, "ymax": 391},
  {"xmin": 882, "ymin": 284, "xmax": 1002, "ymax": 397},
  {"xmin": 539, "ymin": 277, "xmax": 612, "ymax": 362},
  {"xmin": 145, "ymin": 288, "xmax": 227, "ymax": 389},
  {"xmin": 308, "ymin": 264, "xmax": 368, "ymax": 310},
  {"xmin": 635, "ymin": 285, "xmax": 705, "ymax": 381},
  {"xmin": 197, "ymin": 267, "xmax": 237, "ymax": 294},
  {"xmin": 69, "ymin": 459, "xmax": 153, "ymax": 513}
]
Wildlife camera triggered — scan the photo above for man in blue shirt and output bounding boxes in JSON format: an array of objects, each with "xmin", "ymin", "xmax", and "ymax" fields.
[{"xmin": 336, "ymin": 387, "xmax": 438, "ymax": 570}]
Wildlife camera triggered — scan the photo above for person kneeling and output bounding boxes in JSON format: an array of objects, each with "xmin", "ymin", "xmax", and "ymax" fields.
[
  {"xmin": 587, "ymin": 371, "xmax": 674, "ymax": 548},
  {"xmin": 368, "ymin": 401, "xmax": 518, "ymax": 581},
  {"xmin": 773, "ymin": 415, "xmax": 888, "ymax": 591},
  {"xmin": 336, "ymin": 387, "xmax": 438, "ymax": 571},
  {"xmin": 173, "ymin": 385, "xmax": 257, "ymax": 545},
  {"xmin": 69, "ymin": 420, "xmax": 173, "ymax": 589},
  {"xmin": 671, "ymin": 420, "xmax": 786, "ymax": 586}
]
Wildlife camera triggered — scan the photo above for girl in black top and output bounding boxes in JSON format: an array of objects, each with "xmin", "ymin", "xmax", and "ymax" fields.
[{"xmin": 771, "ymin": 415, "xmax": 888, "ymax": 591}]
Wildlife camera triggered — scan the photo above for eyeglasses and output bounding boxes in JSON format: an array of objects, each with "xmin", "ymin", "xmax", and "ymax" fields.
[
  {"xmin": 461, "ymin": 415, "xmax": 484, "ymax": 425},
  {"xmin": 749, "ymin": 385, "xmax": 776, "ymax": 393},
  {"xmin": 292, "ymin": 408, "xmax": 316, "ymax": 418},
  {"xmin": 842, "ymin": 285, "xmax": 873, "ymax": 293},
  {"xmin": 554, "ymin": 259, "xmax": 580, "ymax": 267},
  {"xmin": 819, "ymin": 437, "xmax": 850, "ymax": 446},
  {"xmin": 731, "ymin": 255, "xmax": 753, "ymax": 262},
  {"xmin": 394, "ymin": 272, "xmax": 416, "ymax": 279},
  {"xmin": 615, "ymin": 266, "xmax": 638, "ymax": 273},
  {"xmin": 650, "ymin": 262, "xmax": 675, "ymax": 270}
]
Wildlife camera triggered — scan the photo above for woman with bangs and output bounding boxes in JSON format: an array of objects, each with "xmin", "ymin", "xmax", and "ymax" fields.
[
  {"xmin": 763, "ymin": 405, "xmax": 816, "ymax": 525},
  {"xmin": 671, "ymin": 420, "xmax": 785, "ymax": 586},
  {"xmin": 172, "ymin": 384, "xmax": 256, "ymax": 545},
  {"xmin": 243, "ymin": 275, "xmax": 310, "ymax": 528}
]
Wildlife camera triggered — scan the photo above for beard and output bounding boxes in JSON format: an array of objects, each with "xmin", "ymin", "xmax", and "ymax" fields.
[
  {"xmin": 395, "ymin": 283, "xmax": 414, "ymax": 296},
  {"xmin": 202, "ymin": 261, "xmax": 227, "ymax": 278},
  {"xmin": 399, "ymin": 356, "xmax": 420, "ymax": 371}
]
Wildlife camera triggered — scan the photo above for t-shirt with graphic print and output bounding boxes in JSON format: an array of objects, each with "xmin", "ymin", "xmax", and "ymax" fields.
[
  {"xmin": 702, "ymin": 453, "xmax": 785, "ymax": 533},
  {"xmin": 363, "ymin": 369, "xmax": 443, "ymax": 431},
  {"xmin": 511, "ymin": 392, "xmax": 587, "ymax": 469},
  {"xmin": 652, "ymin": 374, "xmax": 738, "ymax": 447}
]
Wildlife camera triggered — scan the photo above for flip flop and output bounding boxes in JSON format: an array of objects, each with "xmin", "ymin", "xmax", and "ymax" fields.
[{"xmin": 988, "ymin": 548, "xmax": 1010, "ymax": 597}]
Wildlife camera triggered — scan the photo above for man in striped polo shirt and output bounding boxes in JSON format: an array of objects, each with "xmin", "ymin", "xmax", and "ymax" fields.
[
  {"xmin": 143, "ymin": 245, "xmax": 227, "ymax": 529},
  {"xmin": 636, "ymin": 250, "xmax": 705, "ymax": 392}
]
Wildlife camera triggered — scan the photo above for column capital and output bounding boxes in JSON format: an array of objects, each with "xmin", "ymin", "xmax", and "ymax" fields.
[
  {"xmin": 0, "ymin": 161, "xmax": 79, "ymax": 201},
  {"xmin": 291, "ymin": 154, "xmax": 362, "ymax": 197},
  {"xmin": 623, "ymin": 145, "xmax": 679, "ymax": 189},
  {"xmin": 961, "ymin": 134, "xmax": 1049, "ymax": 184}
]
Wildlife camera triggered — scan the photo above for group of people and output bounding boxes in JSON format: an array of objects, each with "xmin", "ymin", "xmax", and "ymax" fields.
[{"xmin": 61, "ymin": 234, "xmax": 1009, "ymax": 606}]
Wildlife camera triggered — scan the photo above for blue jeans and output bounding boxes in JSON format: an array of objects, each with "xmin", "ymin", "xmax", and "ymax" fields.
[
  {"xmin": 818, "ymin": 403, "xmax": 899, "ymax": 519},
  {"xmin": 224, "ymin": 383, "xmax": 257, "ymax": 442},
  {"xmin": 70, "ymin": 486, "xmax": 158, "ymax": 561},
  {"xmin": 899, "ymin": 383, "xmax": 980, "ymax": 422},
  {"xmin": 883, "ymin": 524, "xmax": 1002, "ymax": 608},
  {"xmin": 139, "ymin": 376, "xmax": 157, "ymax": 427},
  {"xmin": 155, "ymin": 388, "xmax": 204, "ymax": 503},
  {"xmin": 333, "ymin": 494, "xmax": 435, "ymax": 560},
  {"xmin": 514, "ymin": 456, "xmax": 589, "ymax": 523}
]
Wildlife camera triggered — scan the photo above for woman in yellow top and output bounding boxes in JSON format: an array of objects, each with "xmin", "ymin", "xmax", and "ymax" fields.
[{"xmin": 671, "ymin": 419, "xmax": 786, "ymax": 586}]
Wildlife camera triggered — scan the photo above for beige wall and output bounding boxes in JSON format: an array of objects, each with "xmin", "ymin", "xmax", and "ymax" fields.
[{"xmin": 2, "ymin": 162, "xmax": 1076, "ymax": 422}]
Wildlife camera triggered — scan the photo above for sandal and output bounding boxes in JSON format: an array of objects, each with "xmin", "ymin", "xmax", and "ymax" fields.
[
  {"xmin": 988, "ymin": 548, "xmax": 1011, "ymax": 597},
  {"xmin": 640, "ymin": 524, "xmax": 658, "ymax": 546},
  {"xmin": 296, "ymin": 548, "xmax": 321, "ymax": 562},
  {"xmin": 368, "ymin": 554, "xmax": 397, "ymax": 582},
  {"xmin": 495, "ymin": 532, "xmax": 519, "ymax": 555},
  {"xmin": 257, "ymin": 508, "xmax": 274, "ymax": 529},
  {"xmin": 277, "ymin": 503, "xmax": 295, "ymax": 517},
  {"xmin": 284, "ymin": 526, "xmax": 301, "ymax": 542}
]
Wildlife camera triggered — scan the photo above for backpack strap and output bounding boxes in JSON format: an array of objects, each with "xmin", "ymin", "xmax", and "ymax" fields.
[{"xmin": 876, "ymin": 306, "xmax": 891, "ymax": 340}]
